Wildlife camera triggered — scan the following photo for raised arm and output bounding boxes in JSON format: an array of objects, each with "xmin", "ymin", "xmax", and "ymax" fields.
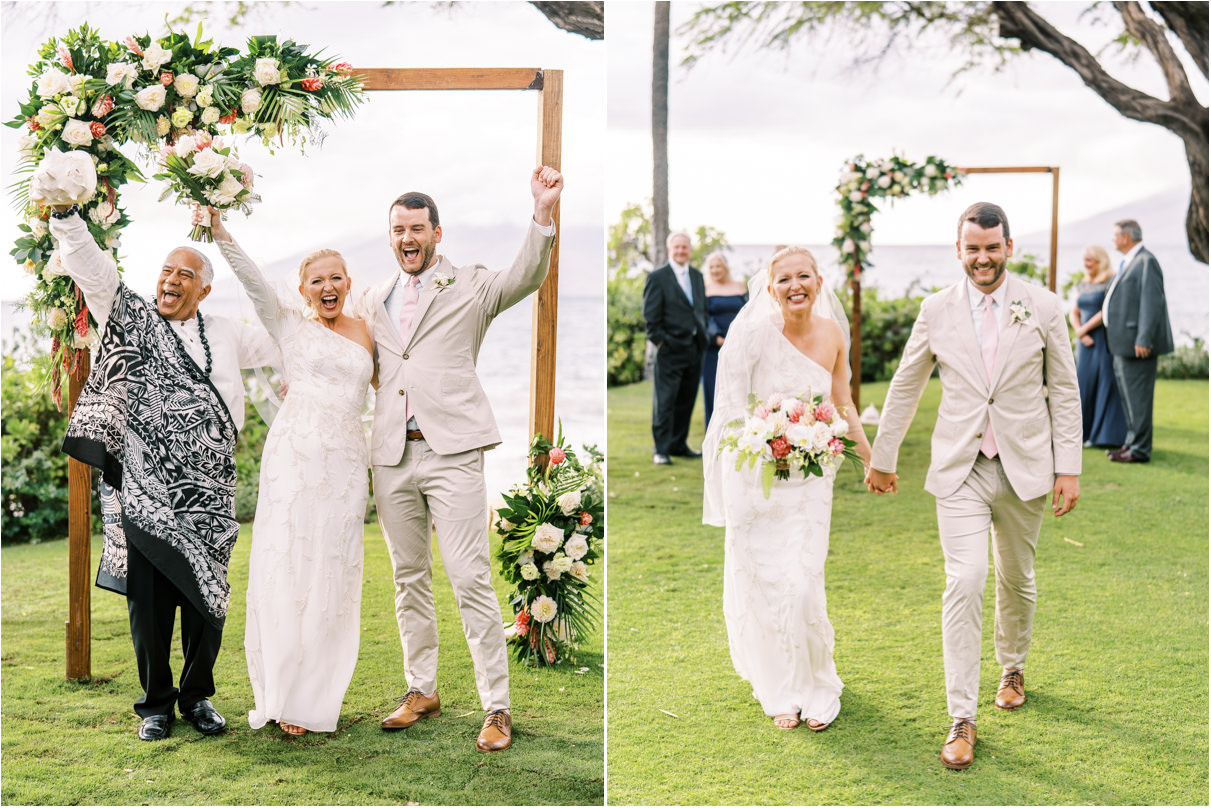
[
  {"xmin": 477, "ymin": 167, "xmax": 563, "ymax": 315},
  {"xmin": 47, "ymin": 207, "xmax": 119, "ymax": 325},
  {"xmin": 199, "ymin": 206, "xmax": 286, "ymax": 342}
]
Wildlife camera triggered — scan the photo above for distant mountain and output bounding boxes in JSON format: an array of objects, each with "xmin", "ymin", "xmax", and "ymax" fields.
[{"xmin": 1021, "ymin": 186, "xmax": 1197, "ymax": 252}]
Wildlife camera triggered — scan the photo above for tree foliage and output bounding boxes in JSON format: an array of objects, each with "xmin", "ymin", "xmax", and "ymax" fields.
[{"xmin": 680, "ymin": 1, "xmax": 1209, "ymax": 264}]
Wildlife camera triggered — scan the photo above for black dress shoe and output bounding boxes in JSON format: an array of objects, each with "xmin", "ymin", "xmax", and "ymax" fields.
[
  {"xmin": 1109, "ymin": 450, "xmax": 1149, "ymax": 463},
  {"xmin": 672, "ymin": 448, "xmax": 703, "ymax": 458},
  {"xmin": 652, "ymin": 453, "xmax": 673, "ymax": 465},
  {"xmin": 138, "ymin": 714, "xmax": 173, "ymax": 741},
  {"xmin": 183, "ymin": 699, "xmax": 226, "ymax": 735}
]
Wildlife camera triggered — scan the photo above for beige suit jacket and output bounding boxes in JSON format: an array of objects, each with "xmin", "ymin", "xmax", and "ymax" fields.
[
  {"xmin": 358, "ymin": 221, "xmax": 555, "ymax": 464},
  {"xmin": 871, "ymin": 275, "xmax": 1082, "ymax": 501}
]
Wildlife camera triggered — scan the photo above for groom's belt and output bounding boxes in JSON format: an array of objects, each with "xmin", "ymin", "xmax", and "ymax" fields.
[{"xmin": 406, "ymin": 430, "xmax": 425, "ymax": 441}]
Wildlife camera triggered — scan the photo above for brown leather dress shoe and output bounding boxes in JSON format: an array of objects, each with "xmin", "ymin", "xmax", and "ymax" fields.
[
  {"xmin": 381, "ymin": 689, "xmax": 441, "ymax": 730},
  {"xmin": 1109, "ymin": 449, "xmax": 1149, "ymax": 463},
  {"xmin": 995, "ymin": 669, "xmax": 1026, "ymax": 710},
  {"xmin": 476, "ymin": 708, "xmax": 512, "ymax": 752},
  {"xmin": 940, "ymin": 718, "xmax": 976, "ymax": 770}
]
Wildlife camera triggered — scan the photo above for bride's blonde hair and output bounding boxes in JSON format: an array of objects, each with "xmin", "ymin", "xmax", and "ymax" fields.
[
  {"xmin": 299, "ymin": 248, "xmax": 350, "ymax": 316},
  {"xmin": 767, "ymin": 246, "xmax": 819, "ymax": 278}
]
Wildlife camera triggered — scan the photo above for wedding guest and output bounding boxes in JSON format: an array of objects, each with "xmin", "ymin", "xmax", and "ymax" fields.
[
  {"xmin": 1102, "ymin": 219, "xmax": 1173, "ymax": 463},
  {"xmin": 868, "ymin": 202, "xmax": 1081, "ymax": 770},
  {"xmin": 702, "ymin": 251, "xmax": 748, "ymax": 427},
  {"xmin": 644, "ymin": 231, "xmax": 708, "ymax": 465},
  {"xmin": 1069, "ymin": 245, "xmax": 1127, "ymax": 448},
  {"xmin": 50, "ymin": 203, "xmax": 277, "ymax": 742}
]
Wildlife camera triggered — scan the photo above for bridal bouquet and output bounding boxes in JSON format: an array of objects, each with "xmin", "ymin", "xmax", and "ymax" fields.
[
  {"xmin": 718, "ymin": 392, "xmax": 859, "ymax": 498},
  {"xmin": 495, "ymin": 429, "xmax": 603, "ymax": 667},
  {"xmin": 153, "ymin": 135, "xmax": 256, "ymax": 241}
]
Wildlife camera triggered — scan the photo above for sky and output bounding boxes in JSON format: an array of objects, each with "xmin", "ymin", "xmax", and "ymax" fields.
[
  {"xmin": 605, "ymin": 1, "xmax": 1207, "ymax": 253},
  {"xmin": 0, "ymin": 0, "xmax": 605, "ymax": 301}
]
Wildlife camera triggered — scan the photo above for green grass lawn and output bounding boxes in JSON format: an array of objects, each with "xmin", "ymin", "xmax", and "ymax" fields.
[
  {"xmin": 606, "ymin": 378, "xmax": 1208, "ymax": 806},
  {"xmin": 1, "ymin": 523, "xmax": 603, "ymax": 805}
]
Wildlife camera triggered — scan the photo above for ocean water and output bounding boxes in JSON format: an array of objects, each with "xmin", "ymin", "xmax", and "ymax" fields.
[{"xmin": 724, "ymin": 243, "xmax": 1208, "ymax": 345}]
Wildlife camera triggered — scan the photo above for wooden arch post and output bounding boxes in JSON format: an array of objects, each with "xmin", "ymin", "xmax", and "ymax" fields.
[
  {"xmin": 850, "ymin": 165, "xmax": 1060, "ymax": 411},
  {"xmin": 64, "ymin": 67, "xmax": 565, "ymax": 680}
]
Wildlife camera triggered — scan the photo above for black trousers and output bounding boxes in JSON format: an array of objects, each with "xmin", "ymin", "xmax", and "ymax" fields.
[
  {"xmin": 125, "ymin": 542, "xmax": 223, "ymax": 718},
  {"xmin": 651, "ymin": 344, "xmax": 704, "ymax": 456},
  {"xmin": 1111, "ymin": 354, "xmax": 1157, "ymax": 459}
]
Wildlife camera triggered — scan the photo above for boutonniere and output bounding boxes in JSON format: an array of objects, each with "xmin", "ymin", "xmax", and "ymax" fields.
[
  {"xmin": 1009, "ymin": 300, "xmax": 1031, "ymax": 325},
  {"xmin": 433, "ymin": 271, "xmax": 454, "ymax": 289}
]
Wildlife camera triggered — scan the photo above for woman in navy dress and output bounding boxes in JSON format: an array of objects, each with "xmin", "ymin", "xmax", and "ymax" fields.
[
  {"xmin": 702, "ymin": 251, "xmax": 748, "ymax": 428},
  {"xmin": 1069, "ymin": 245, "xmax": 1127, "ymax": 448}
]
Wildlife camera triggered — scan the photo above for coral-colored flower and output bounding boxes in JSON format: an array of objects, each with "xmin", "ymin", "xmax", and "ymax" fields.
[
  {"xmin": 160, "ymin": 71, "xmax": 174, "ymax": 86},
  {"xmin": 548, "ymin": 447, "xmax": 566, "ymax": 465},
  {"xmin": 300, "ymin": 76, "xmax": 323, "ymax": 91},
  {"xmin": 579, "ymin": 511, "xmax": 593, "ymax": 527},
  {"xmin": 27, "ymin": 116, "xmax": 40, "ymax": 131},
  {"xmin": 58, "ymin": 45, "xmax": 74, "ymax": 72},
  {"xmin": 124, "ymin": 36, "xmax": 144, "ymax": 56},
  {"xmin": 219, "ymin": 108, "xmax": 238, "ymax": 124},
  {"xmin": 89, "ymin": 121, "xmax": 106, "ymax": 138},
  {"xmin": 770, "ymin": 437, "xmax": 792, "ymax": 459},
  {"xmin": 513, "ymin": 610, "xmax": 530, "ymax": 637},
  {"xmin": 328, "ymin": 62, "xmax": 353, "ymax": 74},
  {"xmin": 74, "ymin": 306, "xmax": 90, "ymax": 337}
]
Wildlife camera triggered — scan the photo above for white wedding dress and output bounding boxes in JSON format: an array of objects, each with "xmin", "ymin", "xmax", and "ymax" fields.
[
  {"xmin": 219, "ymin": 240, "xmax": 373, "ymax": 733},
  {"xmin": 703, "ymin": 281, "xmax": 846, "ymax": 725}
]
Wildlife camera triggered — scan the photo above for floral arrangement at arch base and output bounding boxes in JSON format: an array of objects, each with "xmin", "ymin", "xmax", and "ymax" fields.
[
  {"xmin": 7, "ymin": 23, "xmax": 364, "ymax": 406},
  {"xmin": 495, "ymin": 428, "xmax": 603, "ymax": 667},
  {"xmin": 833, "ymin": 154, "xmax": 965, "ymax": 281}
]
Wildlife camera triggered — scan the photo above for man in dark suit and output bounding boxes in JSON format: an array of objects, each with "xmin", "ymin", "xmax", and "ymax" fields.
[
  {"xmin": 1101, "ymin": 218, "xmax": 1173, "ymax": 463},
  {"xmin": 643, "ymin": 231, "xmax": 708, "ymax": 465}
]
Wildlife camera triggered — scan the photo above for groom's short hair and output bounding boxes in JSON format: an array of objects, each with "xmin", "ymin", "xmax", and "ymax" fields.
[
  {"xmin": 957, "ymin": 202, "xmax": 1010, "ymax": 241},
  {"xmin": 390, "ymin": 192, "xmax": 440, "ymax": 228}
]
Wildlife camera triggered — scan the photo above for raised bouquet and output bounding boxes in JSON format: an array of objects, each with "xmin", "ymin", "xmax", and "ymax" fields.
[
  {"xmin": 153, "ymin": 134, "xmax": 256, "ymax": 241},
  {"xmin": 718, "ymin": 391, "xmax": 859, "ymax": 498},
  {"xmin": 495, "ymin": 430, "xmax": 603, "ymax": 667}
]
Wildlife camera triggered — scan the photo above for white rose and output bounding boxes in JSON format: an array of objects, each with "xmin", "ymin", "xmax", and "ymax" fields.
[
  {"xmin": 530, "ymin": 522, "xmax": 563, "ymax": 554},
  {"xmin": 240, "ymin": 87, "xmax": 262, "ymax": 114},
  {"xmin": 206, "ymin": 174, "xmax": 245, "ymax": 206},
  {"xmin": 46, "ymin": 307, "xmax": 68, "ymax": 330},
  {"xmin": 785, "ymin": 422, "xmax": 812, "ymax": 449},
  {"xmin": 859, "ymin": 240, "xmax": 871, "ymax": 252},
  {"xmin": 847, "ymin": 190, "xmax": 863, "ymax": 203},
  {"xmin": 519, "ymin": 563, "xmax": 540, "ymax": 581},
  {"xmin": 556, "ymin": 490, "xmax": 582, "ymax": 516},
  {"xmin": 552, "ymin": 553, "xmax": 573, "ymax": 573},
  {"xmin": 58, "ymin": 96, "xmax": 83, "ymax": 117},
  {"xmin": 174, "ymin": 135, "xmax": 198, "ymax": 157},
  {"xmin": 924, "ymin": 163, "xmax": 939, "ymax": 177},
  {"xmin": 200, "ymin": 106, "xmax": 220, "ymax": 125},
  {"xmin": 530, "ymin": 595, "xmax": 557, "ymax": 624},
  {"xmin": 186, "ymin": 147, "xmax": 227, "ymax": 179},
  {"xmin": 36, "ymin": 68, "xmax": 72, "ymax": 99},
  {"xmin": 18, "ymin": 135, "xmax": 41, "ymax": 157},
  {"xmin": 859, "ymin": 222, "xmax": 873, "ymax": 234},
  {"xmin": 569, "ymin": 561, "xmax": 590, "ymax": 583},
  {"xmin": 106, "ymin": 62, "xmax": 138, "ymax": 89},
  {"xmin": 841, "ymin": 238, "xmax": 856, "ymax": 254},
  {"xmin": 68, "ymin": 73, "xmax": 86, "ymax": 94},
  {"xmin": 60, "ymin": 119, "xmax": 93, "ymax": 147},
  {"xmin": 173, "ymin": 72, "xmax": 200, "ymax": 97},
  {"xmin": 811, "ymin": 422, "xmax": 834, "ymax": 451},
  {"xmin": 44, "ymin": 250, "xmax": 68, "ymax": 276},
  {"xmin": 195, "ymin": 85, "xmax": 214, "ymax": 107},
  {"xmin": 141, "ymin": 42, "xmax": 171, "ymax": 73},
  {"xmin": 517, "ymin": 551, "xmax": 533, "ymax": 567},
  {"xmin": 36, "ymin": 108, "xmax": 57, "ymax": 128},
  {"xmin": 134, "ymin": 84, "xmax": 167, "ymax": 112},
  {"xmin": 254, "ymin": 57, "xmax": 282, "ymax": 86},
  {"xmin": 88, "ymin": 200, "xmax": 120, "ymax": 227},
  {"xmin": 564, "ymin": 534, "xmax": 589, "ymax": 561},
  {"xmin": 877, "ymin": 175, "xmax": 892, "ymax": 189},
  {"xmin": 865, "ymin": 166, "xmax": 880, "ymax": 179},
  {"xmin": 831, "ymin": 418, "xmax": 850, "ymax": 438}
]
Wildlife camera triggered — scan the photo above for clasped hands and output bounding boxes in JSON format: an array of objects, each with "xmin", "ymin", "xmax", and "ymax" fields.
[{"xmin": 864, "ymin": 467, "xmax": 898, "ymax": 495}]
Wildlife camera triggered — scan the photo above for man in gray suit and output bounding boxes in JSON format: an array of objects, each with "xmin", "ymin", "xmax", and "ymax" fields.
[{"xmin": 1102, "ymin": 218, "xmax": 1173, "ymax": 463}]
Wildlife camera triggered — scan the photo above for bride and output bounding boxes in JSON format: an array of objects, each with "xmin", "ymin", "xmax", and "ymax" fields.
[
  {"xmin": 703, "ymin": 246, "xmax": 872, "ymax": 731},
  {"xmin": 200, "ymin": 206, "xmax": 376, "ymax": 736}
]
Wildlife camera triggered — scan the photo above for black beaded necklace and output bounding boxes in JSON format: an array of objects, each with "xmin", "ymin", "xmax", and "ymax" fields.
[{"xmin": 195, "ymin": 311, "xmax": 213, "ymax": 376}]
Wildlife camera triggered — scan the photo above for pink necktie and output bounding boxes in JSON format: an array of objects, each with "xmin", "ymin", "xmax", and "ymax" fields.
[
  {"xmin": 980, "ymin": 294, "xmax": 998, "ymax": 458},
  {"xmin": 399, "ymin": 274, "xmax": 420, "ymax": 420}
]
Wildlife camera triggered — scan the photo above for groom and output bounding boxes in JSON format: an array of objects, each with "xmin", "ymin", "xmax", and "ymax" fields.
[
  {"xmin": 866, "ymin": 202, "xmax": 1081, "ymax": 769},
  {"xmin": 363, "ymin": 166, "xmax": 563, "ymax": 752}
]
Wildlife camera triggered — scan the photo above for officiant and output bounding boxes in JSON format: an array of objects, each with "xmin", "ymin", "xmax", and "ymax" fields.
[{"xmin": 43, "ymin": 153, "xmax": 278, "ymax": 741}]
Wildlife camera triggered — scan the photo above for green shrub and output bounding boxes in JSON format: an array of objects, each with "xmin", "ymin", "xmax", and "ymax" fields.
[
  {"xmin": 838, "ymin": 285, "xmax": 924, "ymax": 382},
  {"xmin": 1, "ymin": 335, "xmax": 82, "ymax": 544},
  {"xmin": 234, "ymin": 400, "xmax": 269, "ymax": 523},
  {"xmin": 608, "ymin": 273, "xmax": 647, "ymax": 387},
  {"xmin": 1159, "ymin": 338, "xmax": 1209, "ymax": 379}
]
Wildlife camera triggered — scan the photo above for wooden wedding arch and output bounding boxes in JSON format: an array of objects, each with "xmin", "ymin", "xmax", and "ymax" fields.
[
  {"xmin": 64, "ymin": 67, "xmax": 565, "ymax": 680},
  {"xmin": 848, "ymin": 165, "xmax": 1060, "ymax": 409}
]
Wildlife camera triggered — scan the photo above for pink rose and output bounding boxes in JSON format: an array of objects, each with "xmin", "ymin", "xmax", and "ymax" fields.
[
  {"xmin": 548, "ymin": 447, "xmax": 566, "ymax": 465},
  {"xmin": 784, "ymin": 399, "xmax": 807, "ymax": 423},
  {"xmin": 829, "ymin": 438, "xmax": 845, "ymax": 456},
  {"xmin": 813, "ymin": 402, "xmax": 837, "ymax": 423},
  {"xmin": 753, "ymin": 405, "xmax": 771, "ymax": 420},
  {"xmin": 770, "ymin": 437, "xmax": 792, "ymax": 459}
]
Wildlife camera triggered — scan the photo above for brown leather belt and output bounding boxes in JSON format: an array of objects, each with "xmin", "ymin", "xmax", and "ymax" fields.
[{"xmin": 406, "ymin": 430, "xmax": 425, "ymax": 441}]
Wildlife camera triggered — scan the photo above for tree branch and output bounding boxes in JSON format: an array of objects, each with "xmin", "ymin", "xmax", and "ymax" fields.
[
  {"xmin": 1113, "ymin": 1, "xmax": 1197, "ymax": 106},
  {"xmin": 1150, "ymin": 1, "xmax": 1208, "ymax": 79},
  {"xmin": 529, "ymin": 2, "xmax": 603, "ymax": 40}
]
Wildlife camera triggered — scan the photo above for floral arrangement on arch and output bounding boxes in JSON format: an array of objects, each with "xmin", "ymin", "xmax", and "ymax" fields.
[
  {"xmin": 495, "ymin": 430, "xmax": 603, "ymax": 668},
  {"xmin": 6, "ymin": 23, "xmax": 364, "ymax": 406},
  {"xmin": 833, "ymin": 154, "xmax": 964, "ymax": 281}
]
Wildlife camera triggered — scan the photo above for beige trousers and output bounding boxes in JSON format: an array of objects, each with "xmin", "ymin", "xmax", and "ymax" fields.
[
  {"xmin": 936, "ymin": 454, "xmax": 1046, "ymax": 719},
  {"xmin": 372, "ymin": 439, "xmax": 510, "ymax": 710}
]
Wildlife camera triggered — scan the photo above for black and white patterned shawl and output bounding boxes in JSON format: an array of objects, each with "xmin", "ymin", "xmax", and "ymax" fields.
[{"xmin": 63, "ymin": 283, "xmax": 239, "ymax": 629}]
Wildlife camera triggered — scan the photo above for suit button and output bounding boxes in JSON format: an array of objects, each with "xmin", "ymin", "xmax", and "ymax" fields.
[
  {"xmin": 398, "ymin": 389, "xmax": 405, "ymax": 396},
  {"xmin": 988, "ymin": 398, "xmax": 994, "ymax": 404},
  {"xmin": 976, "ymin": 432, "xmax": 983, "ymax": 438},
  {"xmin": 403, "ymin": 353, "xmax": 409, "ymax": 360}
]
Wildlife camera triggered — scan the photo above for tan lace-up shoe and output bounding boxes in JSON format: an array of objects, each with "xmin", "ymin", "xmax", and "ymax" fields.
[
  {"xmin": 995, "ymin": 669, "xmax": 1025, "ymax": 711},
  {"xmin": 940, "ymin": 718, "xmax": 977, "ymax": 770},
  {"xmin": 381, "ymin": 689, "xmax": 441, "ymax": 730},
  {"xmin": 476, "ymin": 708, "xmax": 512, "ymax": 752}
]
